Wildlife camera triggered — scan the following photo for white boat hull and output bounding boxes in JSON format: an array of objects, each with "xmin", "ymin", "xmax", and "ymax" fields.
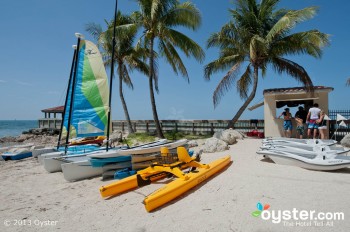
[
  {"xmin": 43, "ymin": 155, "xmax": 88, "ymax": 173},
  {"xmin": 258, "ymin": 150, "xmax": 350, "ymax": 171},
  {"xmin": 88, "ymin": 139, "xmax": 186, "ymax": 158},
  {"xmin": 32, "ymin": 147, "xmax": 56, "ymax": 158},
  {"xmin": 38, "ymin": 151, "xmax": 63, "ymax": 164},
  {"xmin": 265, "ymin": 154, "xmax": 350, "ymax": 171},
  {"xmin": 61, "ymin": 161, "xmax": 131, "ymax": 182}
]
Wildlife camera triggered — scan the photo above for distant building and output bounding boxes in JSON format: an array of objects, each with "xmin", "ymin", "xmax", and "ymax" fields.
[{"xmin": 39, "ymin": 106, "xmax": 64, "ymax": 128}]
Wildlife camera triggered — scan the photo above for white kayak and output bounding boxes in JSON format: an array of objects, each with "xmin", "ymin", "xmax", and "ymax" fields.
[
  {"xmin": 257, "ymin": 148, "xmax": 350, "ymax": 171},
  {"xmin": 87, "ymin": 139, "xmax": 183, "ymax": 159}
]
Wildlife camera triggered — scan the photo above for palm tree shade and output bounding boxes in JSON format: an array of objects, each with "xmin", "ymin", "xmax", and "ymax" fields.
[
  {"xmin": 205, "ymin": 0, "xmax": 329, "ymax": 128},
  {"xmin": 133, "ymin": 0, "xmax": 204, "ymax": 138}
]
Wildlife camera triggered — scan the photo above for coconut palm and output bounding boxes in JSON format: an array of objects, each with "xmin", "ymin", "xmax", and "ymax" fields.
[
  {"xmin": 132, "ymin": 0, "xmax": 205, "ymax": 138},
  {"xmin": 86, "ymin": 12, "xmax": 149, "ymax": 134},
  {"xmin": 205, "ymin": 0, "xmax": 329, "ymax": 128}
]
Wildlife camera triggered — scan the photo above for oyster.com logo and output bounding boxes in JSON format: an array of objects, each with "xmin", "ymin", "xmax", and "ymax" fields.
[
  {"xmin": 251, "ymin": 202, "xmax": 344, "ymax": 227},
  {"xmin": 252, "ymin": 202, "xmax": 270, "ymax": 217}
]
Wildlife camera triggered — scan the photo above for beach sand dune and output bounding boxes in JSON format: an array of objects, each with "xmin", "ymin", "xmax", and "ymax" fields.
[{"xmin": 1, "ymin": 139, "xmax": 349, "ymax": 232}]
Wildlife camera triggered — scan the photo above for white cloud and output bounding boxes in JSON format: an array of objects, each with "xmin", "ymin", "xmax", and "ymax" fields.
[{"xmin": 0, "ymin": 79, "xmax": 7, "ymax": 83}]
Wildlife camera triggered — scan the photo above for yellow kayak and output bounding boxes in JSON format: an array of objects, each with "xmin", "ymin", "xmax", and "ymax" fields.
[{"xmin": 144, "ymin": 155, "xmax": 231, "ymax": 212}]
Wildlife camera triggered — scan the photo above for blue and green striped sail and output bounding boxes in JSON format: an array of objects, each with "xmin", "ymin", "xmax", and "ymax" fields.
[{"xmin": 62, "ymin": 40, "xmax": 110, "ymax": 138}]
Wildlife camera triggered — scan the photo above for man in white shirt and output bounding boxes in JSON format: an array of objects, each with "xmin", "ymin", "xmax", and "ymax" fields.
[{"xmin": 306, "ymin": 103, "xmax": 321, "ymax": 139}]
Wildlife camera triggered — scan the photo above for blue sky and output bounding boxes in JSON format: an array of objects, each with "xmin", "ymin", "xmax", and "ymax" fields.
[{"xmin": 0, "ymin": 0, "xmax": 349, "ymax": 120}]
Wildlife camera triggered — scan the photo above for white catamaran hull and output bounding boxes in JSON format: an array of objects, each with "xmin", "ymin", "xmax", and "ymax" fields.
[
  {"xmin": 61, "ymin": 161, "xmax": 131, "ymax": 182},
  {"xmin": 43, "ymin": 154, "xmax": 89, "ymax": 173},
  {"xmin": 32, "ymin": 147, "xmax": 56, "ymax": 158},
  {"xmin": 38, "ymin": 152, "xmax": 64, "ymax": 165}
]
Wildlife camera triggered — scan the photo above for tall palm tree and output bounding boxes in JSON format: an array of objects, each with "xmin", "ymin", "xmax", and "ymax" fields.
[
  {"xmin": 205, "ymin": 0, "xmax": 329, "ymax": 128},
  {"xmin": 86, "ymin": 12, "xmax": 149, "ymax": 134},
  {"xmin": 132, "ymin": 0, "xmax": 205, "ymax": 138}
]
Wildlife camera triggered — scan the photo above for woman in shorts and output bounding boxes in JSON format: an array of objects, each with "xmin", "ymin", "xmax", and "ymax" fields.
[
  {"xmin": 317, "ymin": 110, "xmax": 328, "ymax": 139},
  {"xmin": 278, "ymin": 108, "xmax": 293, "ymax": 138}
]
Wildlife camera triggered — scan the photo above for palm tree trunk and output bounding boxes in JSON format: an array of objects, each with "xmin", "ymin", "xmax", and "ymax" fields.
[
  {"xmin": 228, "ymin": 66, "xmax": 259, "ymax": 128},
  {"xmin": 118, "ymin": 62, "xmax": 134, "ymax": 134},
  {"xmin": 149, "ymin": 38, "xmax": 165, "ymax": 138}
]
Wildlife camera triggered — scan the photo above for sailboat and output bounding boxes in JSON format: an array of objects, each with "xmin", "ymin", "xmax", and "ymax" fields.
[{"xmin": 41, "ymin": 34, "xmax": 115, "ymax": 172}]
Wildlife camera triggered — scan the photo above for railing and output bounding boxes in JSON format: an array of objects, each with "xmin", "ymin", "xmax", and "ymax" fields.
[
  {"xmin": 328, "ymin": 110, "xmax": 350, "ymax": 141},
  {"xmin": 38, "ymin": 116, "xmax": 349, "ymax": 141},
  {"xmin": 329, "ymin": 120, "xmax": 350, "ymax": 141},
  {"xmin": 112, "ymin": 119, "xmax": 264, "ymax": 135},
  {"xmin": 38, "ymin": 118, "xmax": 264, "ymax": 135}
]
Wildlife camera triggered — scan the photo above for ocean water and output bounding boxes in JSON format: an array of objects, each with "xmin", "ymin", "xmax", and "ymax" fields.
[{"xmin": 0, "ymin": 120, "xmax": 38, "ymax": 138}]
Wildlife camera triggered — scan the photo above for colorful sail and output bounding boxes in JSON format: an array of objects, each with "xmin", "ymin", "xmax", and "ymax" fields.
[{"xmin": 62, "ymin": 40, "xmax": 110, "ymax": 138}]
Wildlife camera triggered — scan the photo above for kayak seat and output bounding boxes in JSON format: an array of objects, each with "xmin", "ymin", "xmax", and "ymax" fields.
[{"xmin": 177, "ymin": 147, "xmax": 192, "ymax": 163}]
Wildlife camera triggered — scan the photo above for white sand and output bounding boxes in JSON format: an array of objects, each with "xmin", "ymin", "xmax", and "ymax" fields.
[{"xmin": 1, "ymin": 138, "xmax": 350, "ymax": 232}]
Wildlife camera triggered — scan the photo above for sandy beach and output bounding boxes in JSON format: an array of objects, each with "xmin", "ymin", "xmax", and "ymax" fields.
[{"xmin": 1, "ymin": 138, "xmax": 350, "ymax": 232}]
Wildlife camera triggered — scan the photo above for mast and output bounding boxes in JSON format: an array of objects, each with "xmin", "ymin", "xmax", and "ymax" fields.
[
  {"xmin": 106, "ymin": 0, "xmax": 118, "ymax": 151},
  {"xmin": 64, "ymin": 33, "xmax": 84, "ymax": 154},
  {"xmin": 57, "ymin": 45, "xmax": 77, "ymax": 149}
]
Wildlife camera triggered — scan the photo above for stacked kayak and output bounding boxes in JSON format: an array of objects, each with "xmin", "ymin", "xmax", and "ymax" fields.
[
  {"xmin": 99, "ymin": 146, "xmax": 231, "ymax": 212},
  {"xmin": 258, "ymin": 137, "xmax": 350, "ymax": 171},
  {"xmin": 61, "ymin": 139, "xmax": 168, "ymax": 182}
]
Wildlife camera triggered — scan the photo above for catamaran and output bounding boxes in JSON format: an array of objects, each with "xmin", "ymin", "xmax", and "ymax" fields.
[{"xmin": 40, "ymin": 34, "xmax": 112, "ymax": 172}]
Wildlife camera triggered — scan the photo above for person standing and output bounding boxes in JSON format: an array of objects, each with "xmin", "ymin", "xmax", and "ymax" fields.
[
  {"xmin": 295, "ymin": 117, "xmax": 305, "ymax": 139},
  {"xmin": 317, "ymin": 110, "xmax": 328, "ymax": 139},
  {"xmin": 306, "ymin": 103, "xmax": 321, "ymax": 139},
  {"xmin": 278, "ymin": 108, "xmax": 293, "ymax": 138},
  {"xmin": 295, "ymin": 106, "xmax": 307, "ymax": 138}
]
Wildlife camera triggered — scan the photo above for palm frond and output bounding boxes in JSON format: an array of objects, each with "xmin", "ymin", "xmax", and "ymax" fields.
[
  {"xmin": 204, "ymin": 55, "xmax": 242, "ymax": 80},
  {"xmin": 85, "ymin": 23, "xmax": 103, "ymax": 41},
  {"xmin": 271, "ymin": 30, "xmax": 330, "ymax": 58},
  {"xmin": 271, "ymin": 57, "xmax": 313, "ymax": 91},
  {"xmin": 163, "ymin": 2, "xmax": 201, "ymax": 30},
  {"xmin": 266, "ymin": 6, "xmax": 318, "ymax": 42},
  {"xmin": 161, "ymin": 28, "xmax": 204, "ymax": 62},
  {"xmin": 121, "ymin": 64, "xmax": 134, "ymax": 89},
  {"xmin": 212, "ymin": 63, "xmax": 242, "ymax": 107},
  {"xmin": 158, "ymin": 40, "xmax": 188, "ymax": 80},
  {"xmin": 236, "ymin": 65, "xmax": 252, "ymax": 99}
]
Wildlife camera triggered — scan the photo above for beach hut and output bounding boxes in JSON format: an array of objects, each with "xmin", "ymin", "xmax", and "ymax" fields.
[{"xmin": 263, "ymin": 86, "xmax": 333, "ymax": 137}]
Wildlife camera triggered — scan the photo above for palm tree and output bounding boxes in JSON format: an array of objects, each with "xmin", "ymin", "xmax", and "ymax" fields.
[
  {"xmin": 86, "ymin": 12, "xmax": 149, "ymax": 134},
  {"xmin": 205, "ymin": 0, "xmax": 329, "ymax": 128},
  {"xmin": 132, "ymin": 0, "xmax": 205, "ymax": 138}
]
